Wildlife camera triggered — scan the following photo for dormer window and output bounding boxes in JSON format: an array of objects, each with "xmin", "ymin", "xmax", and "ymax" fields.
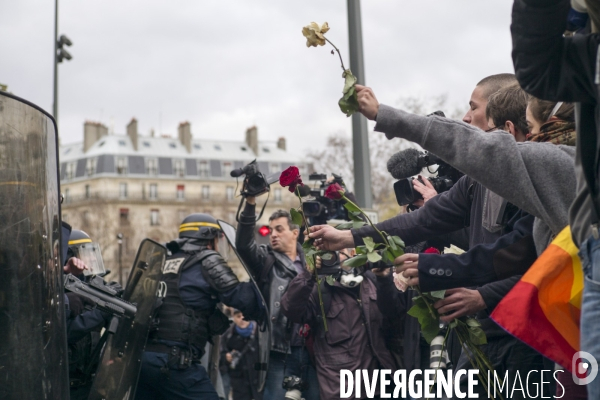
[
  {"xmin": 143, "ymin": 141, "xmax": 151, "ymax": 147},
  {"xmin": 118, "ymin": 140, "xmax": 126, "ymax": 146},
  {"xmin": 214, "ymin": 145, "xmax": 221, "ymax": 151},
  {"xmin": 194, "ymin": 144, "xmax": 201, "ymax": 150},
  {"xmin": 169, "ymin": 142, "xmax": 177, "ymax": 149},
  {"xmin": 262, "ymin": 147, "xmax": 270, "ymax": 153}
]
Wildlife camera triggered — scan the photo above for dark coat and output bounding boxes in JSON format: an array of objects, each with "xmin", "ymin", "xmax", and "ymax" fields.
[
  {"xmin": 220, "ymin": 323, "xmax": 262, "ymax": 400},
  {"xmin": 511, "ymin": 0, "xmax": 600, "ymax": 246},
  {"xmin": 235, "ymin": 202, "xmax": 305, "ymax": 353},
  {"xmin": 281, "ymin": 269, "xmax": 396, "ymax": 400}
]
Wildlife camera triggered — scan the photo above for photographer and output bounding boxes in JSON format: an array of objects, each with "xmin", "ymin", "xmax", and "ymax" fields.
[
  {"xmin": 280, "ymin": 253, "xmax": 396, "ymax": 400},
  {"xmin": 221, "ymin": 310, "xmax": 262, "ymax": 400},
  {"xmin": 236, "ymin": 197, "xmax": 320, "ymax": 400}
]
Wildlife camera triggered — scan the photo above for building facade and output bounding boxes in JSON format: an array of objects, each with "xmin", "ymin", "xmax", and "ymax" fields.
[{"xmin": 60, "ymin": 119, "xmax": 307, "ymax": 283}]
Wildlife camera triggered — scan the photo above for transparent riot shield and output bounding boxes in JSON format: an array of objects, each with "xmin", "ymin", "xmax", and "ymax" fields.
[
  {"xmin": 0, "ymin": 92, "xmax": 68, "ymax": 399},
  {"xmin": 89, "ymin": 239, "xmax": 166, "ymax": 400},
  {"xmin": 218, "ymin": 220, "xmax": 270, "ymax": 392}
]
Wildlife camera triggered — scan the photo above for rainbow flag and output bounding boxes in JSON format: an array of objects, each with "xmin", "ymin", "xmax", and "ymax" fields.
[{"xmin": 490, "ymin": 226, "xmax": 583, "ymax": 372}]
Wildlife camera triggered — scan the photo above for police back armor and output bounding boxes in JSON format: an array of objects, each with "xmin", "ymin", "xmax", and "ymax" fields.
[{"xmin": 149, "ymin": 248, "xmax": 236, "ymax": 359}]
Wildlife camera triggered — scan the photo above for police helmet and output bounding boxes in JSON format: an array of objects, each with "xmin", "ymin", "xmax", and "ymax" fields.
[
  {"xmin": 68, "ymin": 229, "xmax": 106, "ymax": 276},
  {"xmin": 179, "ymin": 213, "xmax": 222, "ymax": 240},
  {"xmin": 179, "ymin": 214, "xmax": 229, "ymax": 260}
]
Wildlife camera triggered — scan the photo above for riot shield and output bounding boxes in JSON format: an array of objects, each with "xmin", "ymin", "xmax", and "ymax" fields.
[
  {"xmin": 89, "ymin": 239, "xmax": 166, "ymax": 400},
  {"xmin": 218, "ymin": 220, "xmax": 270, "ymax": 392},
  {"xmin": 0, "ymin": 92, "xmax": 69, "ymax": 399}
]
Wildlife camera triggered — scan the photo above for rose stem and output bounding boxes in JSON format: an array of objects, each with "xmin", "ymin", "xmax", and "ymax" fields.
[
  {"xmin": 341, "ymin": 194, "xmax": 389, "ymax": 247},
  {"xmin": 324, "ymin": 37, "xmax": 346, "ymax": 72},
  {"xmin": 296, "ymin": 186, "xmax": 328, "ymax": 332}
]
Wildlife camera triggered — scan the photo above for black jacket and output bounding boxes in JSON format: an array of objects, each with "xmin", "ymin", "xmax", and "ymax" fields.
[
  {"xmin": 353, "ymin": 175, "xmax": 535, "ymax": 337},
  {"xmin": 512, "ymin": 0, "xmax": 600, "ymax": 246},
  {"xmin": 236, "ymin": 202, "xmax": 304, "ymax": 353},
  {"xmin": 418, "ymin": 210, "xmax": 538, "ymax": 292},
  {"xmin": 220, "ymin": 323, "xmax": 262, "ymax": 400}
]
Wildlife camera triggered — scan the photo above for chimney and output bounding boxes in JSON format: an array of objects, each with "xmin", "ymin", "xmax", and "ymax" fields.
[
  {"xmin": 127, "ymin": 118, "xmax": 138, "ymax": 150},
  {"xmin": 277, "ymin": 137, "xmax": 286, "ymax": 151},
  {"xmin": 178, "ymin": 121, "xmax": 192, "ymax": 153},
  {"xmin": 245, "ymin": 126, "xmax": 258, "ymax": 156},
  {"xmin": 83, "ymin": 121, "xmax": 108, "ymax": 153}
]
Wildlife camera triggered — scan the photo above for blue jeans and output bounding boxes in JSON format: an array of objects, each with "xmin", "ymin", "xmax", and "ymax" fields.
[
  {"xmin": 134, "ymin": 352, "xmax": 219, "ymax": 400},
  {"xmin": 263, "ymin": 347, "xmax": 320, "ymax": 400},
  {"xmin": 579, "ymin": 235, "xmax": 600, "ymax": 399}
]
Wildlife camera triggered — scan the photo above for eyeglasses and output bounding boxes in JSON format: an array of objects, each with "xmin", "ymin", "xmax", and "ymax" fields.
[{"xmin": 485, "ymin": 126, "xmax": 500, "ymax": 132}]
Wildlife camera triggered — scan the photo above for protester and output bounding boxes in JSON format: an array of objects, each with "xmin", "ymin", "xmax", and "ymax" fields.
[
  {"xmin": 511, "ymin": 16, "xmax": 599, "ymax": 397},
  {"xmin": 221, "ymin": 310, "xmax": 262, "ymax": 400},
  {"xmin": 398, "ymin": 83, "xmax": 540, "ymax": 291}
]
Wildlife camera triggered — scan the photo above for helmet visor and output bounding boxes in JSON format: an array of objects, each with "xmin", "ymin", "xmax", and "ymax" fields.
[
  {"xmin": 72, "ymin": 243, "xmax": 106, "ymax": 276},
  {"xmin": 216, "ymin": 232, "xmax": 230, "ymax": 262}
]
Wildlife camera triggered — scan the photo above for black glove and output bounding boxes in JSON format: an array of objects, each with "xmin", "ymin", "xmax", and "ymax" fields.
[{"xmin": 65, "ymin": 292, "xmax": 95, "ymax": 318}]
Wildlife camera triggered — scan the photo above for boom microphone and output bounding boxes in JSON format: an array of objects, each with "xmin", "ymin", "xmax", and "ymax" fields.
[
  {"xmin": 387, "ymin": 148, "xmax": 443, "ymax": 180},
  {"xmin": 387, "ymin": 148, "xmax": 425, "ymax": 179},
  {"xmin": 297, "ymin": 185, "xmax": 312, "ymax": 197}
]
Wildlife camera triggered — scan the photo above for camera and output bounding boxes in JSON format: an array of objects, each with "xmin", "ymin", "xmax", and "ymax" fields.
[
  {"xmin": 230, "ymin": 159, "xmax": 280, "ymax": 197},
  {"xmin": 393, "ymin": 153, "xmax": 463, "ymax": 206},
  {"xmin": 282, "ymin": 375, "xmax": 306, "ymax": 400},
  {"xmin": 429, "ymin": 325, "xmax": 452, "ymax": 370},
  {"xmin": 301, "ymin": 173, "xmax": 349, "ymax": 225},
  {"xmin": 229, "ymin": 350, "xmax": 242, "ymax": 370}
]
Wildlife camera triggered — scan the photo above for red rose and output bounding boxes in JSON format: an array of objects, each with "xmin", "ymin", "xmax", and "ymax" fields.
[
  {"xmin": 280, "ymin": 166, "xmax": 303, "ymax": 194},
  {"xmin": 324, "ymin": 183, "xmax": 345, "ymax": 200},
  {"xmin": 423, "ymin": 247, "xmax": 440, "ymax": 254},
  {"xmin": 280, "ymin": 166, "xmax": 301, "ymax": 187}
]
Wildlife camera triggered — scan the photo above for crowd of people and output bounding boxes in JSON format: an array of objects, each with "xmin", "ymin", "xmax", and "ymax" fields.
[{"xmin": 60, "ymin": 0, "xmax": 600, "ymax": 399}]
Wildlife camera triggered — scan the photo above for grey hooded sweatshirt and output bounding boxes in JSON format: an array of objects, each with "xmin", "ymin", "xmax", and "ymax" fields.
[{"xmin": 373, "ymin": 104, "xmax": 577, "ymax": 255}]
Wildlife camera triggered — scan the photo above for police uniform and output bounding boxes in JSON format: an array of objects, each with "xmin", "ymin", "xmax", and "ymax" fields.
[
  {"xmin": 135, "ymin": 214, "xmax": 263, "ymax": 400},
  {"xmin": 64, "ymin": 230, "xmax": 112, "ymax": 400}
]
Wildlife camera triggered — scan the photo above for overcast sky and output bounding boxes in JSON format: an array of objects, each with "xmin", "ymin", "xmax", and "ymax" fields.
[{"xmin": 1, "ymin": 0, "xmax": 514, "ymax": 155}]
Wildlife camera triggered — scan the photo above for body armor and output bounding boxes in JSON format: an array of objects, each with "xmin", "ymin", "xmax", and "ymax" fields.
[{"xmin": 150, "ymin": 249, "xmax": 235, "ymax": 358}]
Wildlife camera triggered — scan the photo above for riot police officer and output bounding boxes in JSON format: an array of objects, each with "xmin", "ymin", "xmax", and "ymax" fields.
[
  {"xmin": 64, "ymin": 230, "xmax": 113, "ymax": 400},
  {"xmin": 135, "ymin": 213, "xmax": 263, "ymax": 400}
]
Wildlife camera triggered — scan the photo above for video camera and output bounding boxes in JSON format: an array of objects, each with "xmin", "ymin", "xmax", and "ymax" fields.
[
  {"xmin": 301, "ymin": 173, "xmax": 349, "ymax": 225},
  {"xmin": 388, "ymin": 111, "xmax": 464, "ymax": 206},
  {"xmin": 230, "ymin": 159, "xmax": 280, "ymax": 198}
]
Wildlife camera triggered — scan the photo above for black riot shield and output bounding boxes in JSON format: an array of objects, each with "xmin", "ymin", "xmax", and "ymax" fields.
[
  {"xmin": 0, "ymin": 92, "xmax": 69, "ymax": 399},
  {"xmin": 89, "ymin": 239, "xmax": 166, "ymax": 400},
  {"xmin": 218, "ymin": 220, "xmax": 270, "ymax": 392}
]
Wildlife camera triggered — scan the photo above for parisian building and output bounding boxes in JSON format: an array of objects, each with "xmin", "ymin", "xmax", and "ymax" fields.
[{"xmin": 60, "ymin": 119, "xmax": 307, "ymax": 283}]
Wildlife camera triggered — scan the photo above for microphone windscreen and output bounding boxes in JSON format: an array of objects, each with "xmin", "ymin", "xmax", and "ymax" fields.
[
  {"xmin": 297, "ymin": 185, "xmax": 312, "ymax": 197},
  {"xmin": 387, "ymin": 148, "xmax": 423, "ymax": 179}
]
